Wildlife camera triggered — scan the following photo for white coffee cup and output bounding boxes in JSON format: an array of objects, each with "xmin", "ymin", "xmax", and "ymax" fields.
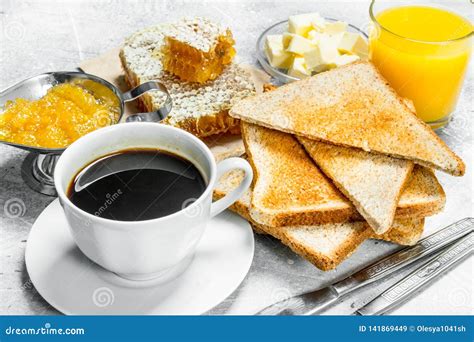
[{"xmin": 54, "ymin": 122, "xmax": 253, "ymax": 283}]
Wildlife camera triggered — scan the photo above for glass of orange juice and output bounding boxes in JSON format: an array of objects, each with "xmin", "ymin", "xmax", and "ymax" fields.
[{"xmin": 369, "ymin": 0, "xmax": 473, "ymax": 129}]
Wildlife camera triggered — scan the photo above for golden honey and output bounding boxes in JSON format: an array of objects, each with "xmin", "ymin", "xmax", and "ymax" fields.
[
  {"xmin": 161, "ymin": 18, "xmax": 236, "ymax": 83},
  {"xmin": 0, "ymin": 83, "xmax": 119, "ymax": 148}
]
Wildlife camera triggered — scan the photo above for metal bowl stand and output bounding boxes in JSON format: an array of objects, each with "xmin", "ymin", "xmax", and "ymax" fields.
[{"xmin": 22, "ymin": 153, "xmax": 59, "ymax": 196}]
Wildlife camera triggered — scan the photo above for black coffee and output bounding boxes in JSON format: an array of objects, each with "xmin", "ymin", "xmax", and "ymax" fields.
[{"xmin": 67, "ymin": 149, "xmax": 206, "ymax": 221}]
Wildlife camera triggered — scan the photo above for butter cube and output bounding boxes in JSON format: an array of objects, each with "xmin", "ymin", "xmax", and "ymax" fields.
[
  {"xmin": 330, "ymin": 32, "xmax": 345, "ymax": 46},
  {"xmin": 334, "ymin": 54, "xmax": 360, "ymax": 66},
  {"xmin": 318, "ymin": 34, "xmax": 341, "ymax": 64},
  {"xmin": 288, "ymin": 57, "xmax": 311, "ymax": 79},
  {"xmin": 289, "ymin": 13, "xmax": 321, "ymax": 36},
  {"xmin": 324, "ymin": 21, "xmax": 348, "ymax": 35},
  {"xmin": 311, "ymin": 14, "xmax": 327, "ymax": 32},
  {"xmin": 265, "ymin": 34, "xmax": 283, "ymax": 47},
  {"xmin": 303, "ymin": 45, "xmax": 322, "ymax": 70},
  {"xmin": 265, "ymin": 35, "xmax": 292, "ymax": 69},
  {"xmin": 338, "ymin": 32, "xmax": 368, "ymax": 58},
  {"xmin": 312, "ymin": 64, "xmax": 332, "ymax": 73},
  {"xmin": 307, "ymin": 30, "xmax": 324, "ymax": 43},
  {"xmin": 286, "ymin": 35, "xmax": 315, "ymax": 55},
  {"xmin": 282, "ymin": 32, "xmax": 297, "ymax": 49}
]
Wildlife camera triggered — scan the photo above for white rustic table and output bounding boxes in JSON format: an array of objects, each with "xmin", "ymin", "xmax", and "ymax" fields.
[{"xmin": 0, "ymin": 0, "xmax": 472, "ymax": 315}]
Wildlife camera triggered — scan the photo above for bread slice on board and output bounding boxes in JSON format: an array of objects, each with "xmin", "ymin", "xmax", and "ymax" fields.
[
  {"xmin": 299, "ymin": 137, "xmax": 414, "ymax": 234},
  {"xmin": 120, "ymin": 22, "xmax": 255, "ymax": 137},
  {"xmin": 230, "ymin": 62, "xmax": 464, "ymax": 176},
  {"xmin": 241, "ymin": 123, "xmax": 445, "ymax": 227},
  {"xmin": 212, "ymin": 169, "xmax": 425, "ymax": 270}
]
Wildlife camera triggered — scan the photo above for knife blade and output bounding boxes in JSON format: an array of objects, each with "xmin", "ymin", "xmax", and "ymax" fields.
[
  {"xmin": 356, "ymin": 232, "xmax": 473, "ymax": 315},
  {"xmin": 256, "ymin": 217, "xmax": 473, "ymax": 315}
]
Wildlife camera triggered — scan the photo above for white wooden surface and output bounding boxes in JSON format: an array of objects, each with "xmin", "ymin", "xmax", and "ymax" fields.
[{"xmin": 0, "ymin": 0, "xmax": 472, "ymax": 315}]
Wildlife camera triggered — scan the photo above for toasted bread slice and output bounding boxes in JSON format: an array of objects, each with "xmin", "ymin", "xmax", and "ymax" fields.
[
  {"xmin": 241, "ymin": 124, "xmax": 445, "ymax": 226},
  {"xmin": 230, "ymin": 62, "xmax": 464, "ymax": 176},
  {"xmin": 299, "ymin": 137, "xmax": 414, "ymax": 234},
  {"xmin": 370, "ymin": 219, "xmax": 424, "ymax": 246},
  {"xmin": 213, "ymin": 169, "xmax": 425, "ymax": 270},
  {"xmin": 260, "ymin": 221, "xmax": 371, "ymax": 270},
  {"xmin": 278, "ymin": 218, "xmax": 424, "ymax": 270},
  {"xmin": 120, "ymin": 22, "xmax": 255, "ymax": 137},
  {"xmin": 396, "ymin": 165, "xmax": 446, "ymax": 218},
  {"xmin": 242, "ymin": 122, "xmax": 355, "ymax": 227}
]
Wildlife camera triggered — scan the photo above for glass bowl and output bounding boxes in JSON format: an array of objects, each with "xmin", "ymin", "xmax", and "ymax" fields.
[{"xmin": 256, "ymin": 18, "xmax": 368, "ymax": 84}]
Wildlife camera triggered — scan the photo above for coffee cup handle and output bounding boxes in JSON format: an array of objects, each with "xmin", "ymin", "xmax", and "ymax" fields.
[{"xmin": 210, "ymin": 157, "xmax": 253, "ymax": 218}]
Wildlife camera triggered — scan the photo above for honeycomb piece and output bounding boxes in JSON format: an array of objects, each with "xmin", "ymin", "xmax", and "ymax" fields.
[
  {"xmin": 120, "ymin": 22, "xmax": 255, "ymax": 138},
  {"xmin": 161, "ymin": 17, "xmax": 236, "ymax": 83}
]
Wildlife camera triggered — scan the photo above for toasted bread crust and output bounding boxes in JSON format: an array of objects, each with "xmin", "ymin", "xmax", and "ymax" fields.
[{"xmin": 251, "ymin": 208, "xmax": 359, "ymax": 228}]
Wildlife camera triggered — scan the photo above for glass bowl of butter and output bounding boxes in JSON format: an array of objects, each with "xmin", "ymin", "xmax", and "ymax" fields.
[{"xmin": 257, "ymin": 13, "xmax": 368, "ymax": 83}]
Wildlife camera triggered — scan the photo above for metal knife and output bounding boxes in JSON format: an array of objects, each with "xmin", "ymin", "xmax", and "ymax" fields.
[
  {"xmin": 356, "ymin": 232, "xmax": 473, "ymax": 315},
  {"xmin": 256, "ymin": 217, "xmax": 473, "ymax": 315}
]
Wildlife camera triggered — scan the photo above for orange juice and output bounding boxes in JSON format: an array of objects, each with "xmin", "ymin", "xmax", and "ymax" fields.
[{"xmin": 369, "ymin": 4, "xmax": 472, "ymax": 128}]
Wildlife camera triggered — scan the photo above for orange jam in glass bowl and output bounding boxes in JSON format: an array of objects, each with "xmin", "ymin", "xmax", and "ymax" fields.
[{"xmin": 0, "ymin": 83, "xmax": 119, "ymax": 148}]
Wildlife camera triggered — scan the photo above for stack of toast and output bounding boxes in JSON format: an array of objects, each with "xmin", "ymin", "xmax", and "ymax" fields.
[
  {"xmin": 213, "ymin": 61, "xmax": 464, "ymax": 271},
  {"xmin": 120, "ymin": 18, "xmax": 255, "ymax": 137}
]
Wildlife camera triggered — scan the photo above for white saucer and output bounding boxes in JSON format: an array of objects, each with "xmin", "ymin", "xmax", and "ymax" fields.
[{"xmin": 25, "ymin": 199, "xmax": 254, "ymax": 315}]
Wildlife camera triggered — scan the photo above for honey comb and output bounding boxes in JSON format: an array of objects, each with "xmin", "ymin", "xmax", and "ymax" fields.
[
  {"xmin": 162, "ymin": 17, "xmax": 236, "ymax": 83},
  {"xmin": 120, "ymin": 21, "xmax": 256, "ymax": 138}
]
